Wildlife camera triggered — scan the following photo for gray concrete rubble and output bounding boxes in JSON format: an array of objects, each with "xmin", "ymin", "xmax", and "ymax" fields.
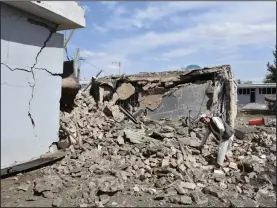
[
  {"xmin": 1, "ymin": 66, "xmax": 276, "ymax": 207},
  {"xmin": 39, "ymin": 66, "xmax": 274, "ymax": 206},
  {"xmin": 32, "ymin": 99, "xmax": 274, "ymax": 207}
]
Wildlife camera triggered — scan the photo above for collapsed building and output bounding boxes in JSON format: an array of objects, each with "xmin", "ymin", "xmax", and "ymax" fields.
[
  {"xmin": 86, "ymin": 65, "xmax": 237, "ymax": 128},
  {"xmin": 2, "ymin": 65, "xmax": 276, "ymax": 207}
]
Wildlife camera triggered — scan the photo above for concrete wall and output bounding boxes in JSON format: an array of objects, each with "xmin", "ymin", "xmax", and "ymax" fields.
[
  {"xmin": 147, "ymin": 83, "xmax": 211, "ymax": 120},
  {"xmin": 4, "ymin": 1, "xmax": 86, "ymax": 30},
  {"xmin": 1, "ymin": 4, "xmax": 64, "ymax": 168}
]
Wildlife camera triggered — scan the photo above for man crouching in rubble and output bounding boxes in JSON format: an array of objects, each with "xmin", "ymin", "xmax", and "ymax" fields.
[{"xmin": 198, "ymin": 114, "xmax": 235, "ymax": 169}]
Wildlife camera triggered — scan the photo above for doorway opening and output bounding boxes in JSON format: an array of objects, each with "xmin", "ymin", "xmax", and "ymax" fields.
[{"xmin": 250, "ymin": 88, "xmax": 256, "ymax": 103}]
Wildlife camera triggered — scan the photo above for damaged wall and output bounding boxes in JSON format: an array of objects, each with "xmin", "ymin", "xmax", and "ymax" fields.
[
  {"xmin": 1, "ymin": 3, "xmax": 64, "ymax": 169},
  {"xmin": 147, "ymin": 82, "xmax": 212, "ymax": 120},
  {"xmin": 93, "ymin": 65, "xmax": 236, "ymax": 126}
]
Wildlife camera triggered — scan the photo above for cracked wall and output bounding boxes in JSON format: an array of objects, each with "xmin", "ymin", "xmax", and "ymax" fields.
[{"xmin": 1, "ymin": 3, "xmax": 64, "ymax": 169}]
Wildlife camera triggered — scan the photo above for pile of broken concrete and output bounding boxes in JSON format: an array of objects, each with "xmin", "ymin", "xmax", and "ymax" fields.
[{"xmin": 26, "ymin": 90, "xmax": 276, "ymax": 207}]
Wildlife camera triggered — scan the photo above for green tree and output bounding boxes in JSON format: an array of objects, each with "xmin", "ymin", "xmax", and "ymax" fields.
[
  {"xmin": 243, "ymin": 81, "xmax": 252, "ymax": 84},
  {"xmin": 264, "ymin": 46, "xmax": 276, "ymax": 83},
  {"xmin": 236, "ymin": 79, "xmax": 242, "ymax": 84}
]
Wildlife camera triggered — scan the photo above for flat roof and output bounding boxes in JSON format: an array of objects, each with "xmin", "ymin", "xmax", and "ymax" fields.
[
  {"xmin": 238, "ymin": 83, "xmax": 276, "ymax": 88},
  {"xmin": 80, "ymin": 80, "xmax": 90, "ymax": 85},
  {"xmin": 3, "ymin": 1, "xmax": 86, "ymax": 30}
]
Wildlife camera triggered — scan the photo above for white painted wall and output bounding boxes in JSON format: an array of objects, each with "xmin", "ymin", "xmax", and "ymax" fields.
[
  {"xmin": 237, "ymin": 86, "xmax": 276, "ymax": 107},
  {"xmin": 1, "ymin": 4, "xmax": 64, "ymax": 168}
]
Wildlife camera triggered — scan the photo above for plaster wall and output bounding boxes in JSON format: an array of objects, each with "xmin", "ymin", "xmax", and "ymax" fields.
[
  {"xmin": 1, "ymin": 4, "xmax": 64, "ymax": 168},
  {"xmin": 147, "ymin": 83, "xmax": 211, "ymax": 120}
]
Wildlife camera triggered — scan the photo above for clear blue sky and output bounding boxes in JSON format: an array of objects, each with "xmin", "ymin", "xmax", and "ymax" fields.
[{"xmin": 67, "ymin": 1, "xmax": 276, "ymax": 82}]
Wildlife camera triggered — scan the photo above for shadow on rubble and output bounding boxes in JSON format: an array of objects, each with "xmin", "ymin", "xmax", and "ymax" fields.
[
  {"xmin": 60, "ymin": 97, "xmax": 76, "ymax": 113},
  {"xmin": 1, "ymin": 157, "xmax": 63, "ymax": 179},
  {"xmin": 239, "ymin": 109, "xmax": 276, "ymax": 115}
]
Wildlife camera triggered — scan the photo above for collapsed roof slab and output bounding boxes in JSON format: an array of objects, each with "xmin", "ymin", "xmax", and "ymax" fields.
[{"xmin": 95, "ymin": 65, "xmax": 237, "ymax": 128}]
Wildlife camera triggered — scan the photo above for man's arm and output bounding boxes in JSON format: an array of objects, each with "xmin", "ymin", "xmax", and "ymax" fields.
[{"xmin": 199, "ymin": 128, "xmax": 211, "ymax": 148}]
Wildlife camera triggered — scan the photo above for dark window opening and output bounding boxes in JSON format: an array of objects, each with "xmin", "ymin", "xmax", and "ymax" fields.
[
  {"xmin": 238, "ymin": 89, "xmax": 242, "ymax": 94},
  {"xmin": 267, "ymin": 88, "xmax": 272, "ymax": 94},
  {"xmin": 262, "ymin": 88, "xmax": 266, "ymax": 94},
  {"xmin": 272, "ymin": 88, "xmax": 276, "ymax": 94},
  {"xmin": 246, "ymin": 88, "xmax": 250, "ymax": 94}
]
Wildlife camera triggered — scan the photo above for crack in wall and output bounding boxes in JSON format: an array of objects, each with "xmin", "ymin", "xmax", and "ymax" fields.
[
  {"xmin": 27, "ymin": 18, "xmax": 54, "ymax": 32},
  {"xmin": 1, "ymin": 63, "xmax": 62, "ymax": 77},
  {"xmin": 1, "ymin": 63, "xmax": 32, "ymax": 73},
  {"xmin": 1, "ymin": 19, "xmax": 60, "ymax": 135},
  {"xmin": 27, "ymin": 24, "xmax": 59, "ymax": 133}
]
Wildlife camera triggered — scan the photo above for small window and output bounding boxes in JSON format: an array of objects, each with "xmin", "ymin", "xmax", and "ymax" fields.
[
  {"xmin": 242, "ymin": 89, "xmax": 246, "ymax": 95},
  {"xmin": 262, "ymin": 88, "xmax": 266, "ymax": 94},
  {"xmin": 246, "ymin": 88, "xmax": 250, "ymax": 95},
  {"xmin": 272, "ymin": 88, "xmax": 276, "ymax": 94},
  {"xmin": 259, "ymin": 88, "xmax": 262, "ymax": 94},
  {"xmin": 267, "ymin": 88, "xmax": 272, "ymax": 94},
  {"xmin": 238, "ymin": 89, "xmax": 242, "ymax": 94}
]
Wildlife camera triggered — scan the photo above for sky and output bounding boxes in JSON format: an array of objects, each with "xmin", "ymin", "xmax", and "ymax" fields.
[{"xmin": 66, "ymin": 1, "xmax": 276, "ymax": 82}]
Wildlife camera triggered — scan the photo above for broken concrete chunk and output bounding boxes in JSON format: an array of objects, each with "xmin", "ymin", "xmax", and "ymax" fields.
[
  {"xmin": 229, "ymin": 162, "xmax": 238, "ymax": 170},
  {"xmin": 230, "ymin": 197, "xmax": 258, "ymax": 207},
  {"xmin": 190, "ymin": 192, "xmax": 209, "ymax": 205},
  {"xmin": 170, "ymin": 158, "xmax": 177, "ymax": 168},
  {"xmin": 116, "ymin": 83, "xmax": 135, "ymax": 100},
  {"xmin": 25, "ymin": 195, "xmax": 39, "ymax": 201},
  {"xmin": 175, "ymin": 184, "xmax": 187, "ymax": 195},
  {"xmin": 117, "ymin": 136, "xmax": 125, "ymax": 145},
  {"xmin": 179, "ymin": 137, "xmax": 200, "ymax": 147},
  {"xmin": 190, "ymin": 131, "xmax": 197, "ymax": 138},
  {"xmin": 133, "ymin": 186, "xmax": 140, "ymax": 193},
  {"xmin": 17, "ymin": 183, "xmax": 30, "ymax": 192},
  {"xmin": 42, "ymin": 191, "xmax": 54, "ymax": 199},
  {"xmin": 34, "ymin": 180, "xmax": 51, "ymax": 194},
  {"xmin": 178, "ymin": 164, "xmax": 186, "ymax": 172},
  {"xmin": 111, "ymin": 92, "xmax": 119, "ymax": 104},
  {"xmin": 99, "ymin": 194, "xmax": 110, "ymax": 205},
  {"xmin": 179, "ymin": 195, "xmax": 193, "ymax": 205},
  {"xmin": 52, "ymin": 197, "xmax": 63, "ymax": 207},
  {"xmin": 213, "ymin": 169, "xmax": 225, "ymax": 179},
  {"xmin": 103, "ymin": 104, "xmax": 124, "ymax": 122},
  {"xmin": 98, "ymin": 177, "xmax": 124, "ymax": 193},
  {"xmin": 162, "ymin": 158, "xmax": 170, "ymax": 168},
  {"xmin": 180, "ymin": 182, "xmax": 196, "ymax": 190},
  {"xmin": 176, "ymin": 127, "xmax": 189, "ymax": 136},
  {"xmin": 160, "ymin": 126, "xmax": 175, "ymax": 133},
  {"xmin": 235, "ymin": 127, "xmax": 258, "ymax": 140},
  {"xmin": 124, "ymin": 130, "xmax": 152, "ymax": 144},
  {"xmin": 169, "ymin": 195, "xmax": 193, "ymax": 205},
  {"xmin": 270, "ymin": 144, "xmax": 276, "ymax": 152},
  {"xmin": 58, "ymin": 138, "xmax": 70, "ymax": 150},
  {"xmin": 203, "ymin": 186, "xmax": 225, "ymax": 198}
]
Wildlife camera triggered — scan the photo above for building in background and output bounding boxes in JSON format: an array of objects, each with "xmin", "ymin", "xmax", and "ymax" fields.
[
  {"xmin": 1, "ymin": 1, "xmax": 85, "ymax": 169},
  {"xmin": 237, "ymin": 83, "xmax": 276, "ymax": 108}
]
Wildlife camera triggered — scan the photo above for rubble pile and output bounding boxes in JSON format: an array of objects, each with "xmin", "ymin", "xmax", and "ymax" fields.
[{"xmin": 19, "ymin": 90, "xmax": 276, "ymax": 207}]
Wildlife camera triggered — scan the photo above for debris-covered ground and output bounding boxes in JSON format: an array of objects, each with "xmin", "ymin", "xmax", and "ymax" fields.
[{"xmin": 1, "ymin": 90, "xmax": 276, "ymax": 207}]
